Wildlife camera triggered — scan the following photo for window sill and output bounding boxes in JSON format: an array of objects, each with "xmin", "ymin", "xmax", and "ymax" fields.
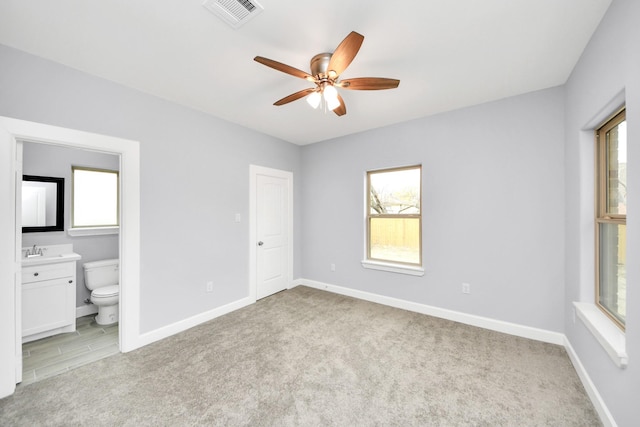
[
  {"xmin": 574, "ymin": 302, "xmax": 627, "ymax": 368},
  {"xmin": 361, "ymin": 260, "xmax": 424, "ymax": 276},
  {"xmin": 68, "ymin": 226, "xmax": 119, "ymax": 237}
]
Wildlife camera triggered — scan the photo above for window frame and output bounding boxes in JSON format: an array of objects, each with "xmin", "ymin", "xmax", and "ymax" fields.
[
  {"xmin": 595, "ymin": 108, "xmax": 626, "ymax": 330},
  {"xmin": 365, "ymin": 165, "xmax": 422, "ymax": 268},
  {"xmin": 71, "ymin": 166, "xmax": 120, "ymax": 229}
]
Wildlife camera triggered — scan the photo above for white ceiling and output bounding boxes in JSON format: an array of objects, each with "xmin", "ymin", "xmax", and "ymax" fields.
[{"xmin": 0, "ymin": 0, "xmax": 611, "ymax": 145}]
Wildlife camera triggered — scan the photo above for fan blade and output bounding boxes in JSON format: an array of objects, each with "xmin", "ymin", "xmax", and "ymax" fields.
[
  {"xmin": 338, "ymin": 77, "xmax": 400, "ymax": 90},
  {"xmin": 254, "ymin": 56, "xmax": 316, "ymax": 82},
  {"xmin": 274, "ymin": 88, "xmax": 317, "ymax": 106},
  {"xmin": 327, "ymin": 31, "xmax": 364, "ymax": 77},
  {"xmin": 333, "ymin": 93, "xmax": 347, "ymax": 116}
]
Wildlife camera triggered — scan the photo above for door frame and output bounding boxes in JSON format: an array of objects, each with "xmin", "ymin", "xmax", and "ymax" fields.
[
  {"xmin": 249, "ymin": 165, "xmax": 293, "ymax": 301},
  {"xmin": 0, "ymin": 116, "xmax": 141, "ymax": 398}
]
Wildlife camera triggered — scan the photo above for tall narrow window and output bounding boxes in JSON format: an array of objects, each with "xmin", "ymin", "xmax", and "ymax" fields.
[
  {"xmin": 367, "ymin": 165, "xmax": 421, "ymax": 266},
  {"xmin": 72, "ymin": 167, "xmax": 119, "ymax": 228},
  {"xmin": 596, "ymin": 109, "xmax": 626, "ymax": 329}
]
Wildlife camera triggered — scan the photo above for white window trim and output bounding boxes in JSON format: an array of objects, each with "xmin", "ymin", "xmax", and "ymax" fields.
[
  {"xmin": 574, "ymin": 302, "xmax": 627, "ymax": 368},
  {"xmin": 68, "ymin": 226, "xmax": 119, "ymax": 237},
  {"xmin": 575, "ymin": 100, "xmax": 628, "ymax": 369},
  {"xmin": 72, "ymin": 166, "xmax": 119, "ymax": 229},
  {"xmin": 365, "ymin": 165, "xmax": 423, "ymax": 271},
  {"xmin": 361, "ymin": 259, "xmax": 425, "ymax": 276}
]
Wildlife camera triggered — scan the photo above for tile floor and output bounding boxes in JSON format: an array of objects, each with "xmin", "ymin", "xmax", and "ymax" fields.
[{"xmin": 20, "ymin": 315, "xmax": 119, "ymax": 386}]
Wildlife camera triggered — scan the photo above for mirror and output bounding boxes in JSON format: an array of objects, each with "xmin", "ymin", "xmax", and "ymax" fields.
[{"xmin": 22, "ymin": 175, "xmax": 64, "ymax": 233}]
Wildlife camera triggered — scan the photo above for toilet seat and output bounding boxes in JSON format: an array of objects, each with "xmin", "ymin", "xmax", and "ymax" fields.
[{"xmin": 92, "ymin": 285, "xmax": 119, "ymax": 298}]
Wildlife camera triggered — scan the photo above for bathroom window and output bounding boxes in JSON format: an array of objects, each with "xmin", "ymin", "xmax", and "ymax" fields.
[
  {"xmin": 595, "ymin": 109, "xmax": 626, "ymax": 330},
  {"xmin": 72, "ymin": 167, "xmax": 119, "ymax": 228},
  {"xmin": 365, "ymin": 165, "xmax": 422, "ymax": 268}
]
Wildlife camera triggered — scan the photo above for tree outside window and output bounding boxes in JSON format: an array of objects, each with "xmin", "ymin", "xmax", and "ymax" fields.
[{"xmin": 367, "ymin": 166, "xmax": 421, "ymax": 266}]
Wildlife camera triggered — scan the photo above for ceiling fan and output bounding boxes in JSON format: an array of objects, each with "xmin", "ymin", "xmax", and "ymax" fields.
[{"xmin": 254, "ymin": 31, "xmax": 400, "ymax": 117}]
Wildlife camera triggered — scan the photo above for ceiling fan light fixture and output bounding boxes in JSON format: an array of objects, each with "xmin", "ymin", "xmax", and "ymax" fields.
[
  {"xmin": 306, "ymin": 91, "xmax": 321, "ymax": 109},
  {"xmin": 323, "ymin": 85, "xmax": 340, "ymax": 110}
]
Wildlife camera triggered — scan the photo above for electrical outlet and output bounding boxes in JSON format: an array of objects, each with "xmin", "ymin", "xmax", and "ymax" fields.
[
  {"xmin": 206, "ymin": 281, "xmax": 214, "ymax": 292},
  {"xmin": 462, "ymin": 283, "xmax": 470, "ymax": 294},
  {"xmin": 330, "ymin": 263, "xmax": 336, "ymax": 271}
]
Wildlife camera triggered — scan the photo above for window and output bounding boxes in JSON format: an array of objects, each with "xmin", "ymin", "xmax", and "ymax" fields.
[
  {"xmin": 72, "ymin": 167, "xmax": 119, "ymax": 228},
  {"xmin": 366, "ymin": 165, "xmax": 421, "ymax": 267},
  {"xmin": 595, "ymin": 109, "xmax": 626, "ymax": 329}
]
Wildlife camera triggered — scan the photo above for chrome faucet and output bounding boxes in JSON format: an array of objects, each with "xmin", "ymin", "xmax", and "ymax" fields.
[{"xmin": 25, "ymin": 245, "xmax": 44, "ymax": 257}]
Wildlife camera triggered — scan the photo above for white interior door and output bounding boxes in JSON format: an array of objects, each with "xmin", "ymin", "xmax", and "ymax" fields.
[{"xmin": 251, "ymin": 166, "xmax": 292, "ymax": 300}]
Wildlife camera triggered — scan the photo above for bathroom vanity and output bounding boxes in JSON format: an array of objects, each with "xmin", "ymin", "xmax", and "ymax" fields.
[{"xmin": 21, "ymin": 244, "xmax": 81, "ymax": 343}]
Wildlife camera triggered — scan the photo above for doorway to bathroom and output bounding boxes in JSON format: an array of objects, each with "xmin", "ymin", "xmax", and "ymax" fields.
[
  {"xmin": 18, "ymin": 140, "xmax": 121, "ymax": 385},
  {"xmin": 0, "ymin": 117, "xmax": 142, "ymax": 397}
]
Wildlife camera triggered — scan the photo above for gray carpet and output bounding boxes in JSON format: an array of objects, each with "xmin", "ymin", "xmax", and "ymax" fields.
[{"xmin": 1, "ymin": 286, "xmax": 601, "ymax": 426}]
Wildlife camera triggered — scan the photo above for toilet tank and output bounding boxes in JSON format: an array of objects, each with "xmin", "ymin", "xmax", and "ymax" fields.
[{"xmin": 83, "ymin": 259, "xmax": 119, "ymax": 290}]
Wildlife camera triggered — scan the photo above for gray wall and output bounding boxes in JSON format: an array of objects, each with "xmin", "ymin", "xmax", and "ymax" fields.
[
  {"xmin": 564, "ymin": 0, "xmax": 640, "ymax": 425},
  {"xmin": 300, "ymin": 87, "xmax": 566, "ymax": 332},
  {"xmin": 0, "ymin": 44, "xmax": 302, "ymax": 333},
  {"xmin": 22, "ymin": 142, "xmax": 120, "ymax": 308}
]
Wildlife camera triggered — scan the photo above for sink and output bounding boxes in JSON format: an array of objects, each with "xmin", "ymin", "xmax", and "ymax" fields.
[
  {"xmin": 21, "ymin": 244, "xmax": 82, "ymax": 266},
  {"xmin": 22, "ymin": 253, "xmax": 82, "ymax": 266}
]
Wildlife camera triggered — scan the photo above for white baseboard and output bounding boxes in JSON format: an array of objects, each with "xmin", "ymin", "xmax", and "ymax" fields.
[
  {"xmin": 295, "ymin": 278, "xmax": 565, "ymax": 345},
  {"xmin": 135, "ymin": 296, "xmax": 254, "ymax": 348},
  {"xmin": 564, "ymin": 337, "xmax": 617, "ymax": 427},
  {"xmin": 76, "ymin": 304, "xmax": 98, "ymax": 318}
]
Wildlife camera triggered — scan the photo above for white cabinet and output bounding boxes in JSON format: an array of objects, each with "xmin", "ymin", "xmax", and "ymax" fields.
[{"xmin": 22, "ymin": 260, "xmax": 77, "ymax": 343}]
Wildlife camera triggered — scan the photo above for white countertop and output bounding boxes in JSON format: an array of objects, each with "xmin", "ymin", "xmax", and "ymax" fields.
[{"xmin": 22, "ymin": 252, "xmax": 82, "ymax": 267}]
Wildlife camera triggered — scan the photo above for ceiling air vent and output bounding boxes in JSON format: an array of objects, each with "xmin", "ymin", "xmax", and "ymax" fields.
[{"xmin": 202, "ymin": 0, "xmax": 264, "ymax": 29}]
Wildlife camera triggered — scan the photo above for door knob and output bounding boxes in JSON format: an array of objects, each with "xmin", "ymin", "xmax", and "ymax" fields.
[{"xmin": 258, "ymin": 241, "xmax": 264, "ymax": 246}]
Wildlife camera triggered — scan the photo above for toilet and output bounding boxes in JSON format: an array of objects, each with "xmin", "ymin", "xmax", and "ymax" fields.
[{"xmin": 83, "ymin": 259, "xmax": 119, "ymax": 325}]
